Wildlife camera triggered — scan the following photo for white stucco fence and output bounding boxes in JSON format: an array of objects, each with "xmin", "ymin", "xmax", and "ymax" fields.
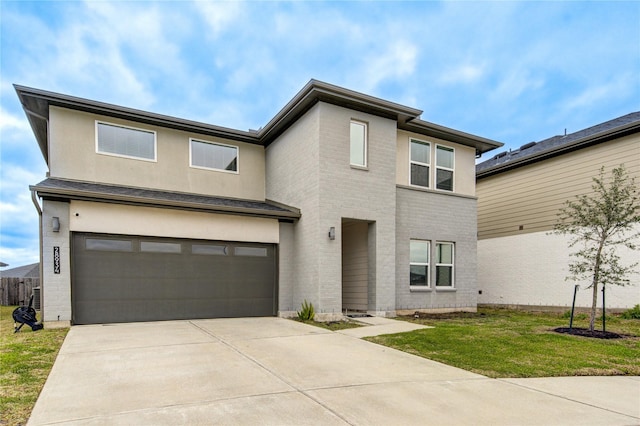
[{"xmin": 478, "ymin": 229, "xmax": 640, "ymax": 310}]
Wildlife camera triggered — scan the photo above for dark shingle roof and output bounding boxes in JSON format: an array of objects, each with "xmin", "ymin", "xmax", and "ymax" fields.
[
  {"xmin": 0, "ymin": 263, "xmax": 39, "ymax": 278},
  {"xmin": 31, "ymin": 178, "xmax": 300, "ymax": 220},
  {"xmin": 476, "ymin": 112, "xmax": 640, "ymax": 177}
]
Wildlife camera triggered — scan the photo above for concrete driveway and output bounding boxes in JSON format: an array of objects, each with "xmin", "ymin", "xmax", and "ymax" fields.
[{"xmin": 29, "ymin": 318, "xmax": 639, "ymax": 425}]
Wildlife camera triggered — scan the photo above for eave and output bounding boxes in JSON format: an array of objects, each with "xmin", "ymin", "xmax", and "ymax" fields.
[
  {"xmin": 400, "ymin": 119, "xmax": 503, "ymax": 154},
  {"xmin": 30, "ymin": 178, "xmax": 301, "ymax": 221},
  {"xmin": 15, "ymin": 80, "xmax": 504, "ymax": 166},
  {"xmin": 476, "ymin": 119, "xmax": 640, "ymax": 179}
]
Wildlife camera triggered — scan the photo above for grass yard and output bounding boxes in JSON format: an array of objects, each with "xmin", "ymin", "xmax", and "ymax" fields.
[
  {"xmin": 366, "ymin": 308, "xmax": 640, "ymax": 378},
  {"xmin": 0, "ymin": 305, "xmax": 68, "ymax": 426}
]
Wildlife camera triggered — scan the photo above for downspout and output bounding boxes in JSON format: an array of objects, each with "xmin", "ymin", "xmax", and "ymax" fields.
[{"xmin": 31, "ymin": 188, "xmax": 44, "ymax": 321}]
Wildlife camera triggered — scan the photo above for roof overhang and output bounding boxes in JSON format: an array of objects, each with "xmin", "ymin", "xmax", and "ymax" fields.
[
  {"xmin": 476, "ymin": 119, "xmax": 640, "ymax": 179},
  {"xmin": 400, "ymin": 119, "xmax": 503, "ymax": 155},
  {"xmin": 14, "ymin": 85, "xmax": 261, "ymax": 165},
  {"xmin": 15, "ymin": 79, "xmax": 504, "ymax": 166},
  {"xmin": 257, "ymin": 79, "xmax": 423, "ymax": 145},
  {"xmin": 31, "ymin": 178, "xmax": 301, "ymax": 221}
]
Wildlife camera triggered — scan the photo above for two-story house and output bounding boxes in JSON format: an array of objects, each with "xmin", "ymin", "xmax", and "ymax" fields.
[
  {"xmin": 476, "ymin": 112, "xmax": 640, "ymax": 310},
  {"xmin": 16, "ymin": 80, "xmax": 502, "ymax": 325}
]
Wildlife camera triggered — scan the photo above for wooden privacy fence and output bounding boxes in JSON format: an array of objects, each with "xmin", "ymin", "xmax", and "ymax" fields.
[{"xmin": 0, "ymin": 278, "xmax": 40, "ymax": 306}]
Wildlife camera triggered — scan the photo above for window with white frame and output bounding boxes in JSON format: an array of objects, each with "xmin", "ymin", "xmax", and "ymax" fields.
[
  {"xmin": 435, "ymin": 242, "xmax": 454, "ymax": 287},
  {"xmin": 190, "ymin": 139, "xmax": 238, "ymax": 172},
  {"xmin": 96, "ymin": 121, "xmax": 156, "ymax": 161},
  {"xmin": 410, "ymin": 239, "xmax": 430, "ymax": 287},
  {"xmin": 436, "ymin": 145, "xmax": 454, "ymax": 191},
  {"xmin": 410, "ymin": 139, "xmax": 430, "ymax": 187},
  {"xmin": 350, "ymin": 120, "xmax": 367, "ymax": 167}
]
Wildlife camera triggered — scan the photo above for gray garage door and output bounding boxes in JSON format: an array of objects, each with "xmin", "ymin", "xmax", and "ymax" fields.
[{"xmin": 72, "ymin": 233, "xmax": 277, "ymax": 324}]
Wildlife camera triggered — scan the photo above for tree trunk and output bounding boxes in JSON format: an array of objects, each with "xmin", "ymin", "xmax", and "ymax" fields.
[
  {"xmin": 590, "ymin": 239, "xmax": 605, "ymax": 332},
  {"xmin": 589, "ymin": 281, "xmax": 598, "ymax": 332}
]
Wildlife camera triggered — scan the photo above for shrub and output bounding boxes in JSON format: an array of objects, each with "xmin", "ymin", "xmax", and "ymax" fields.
[
  {"xmin": 620, "ymin": 304, "xmax": 640, "ymax": 320},
  {"xmin": 297, "ymin": 300, "xmax": 315, "ymax": 321}
]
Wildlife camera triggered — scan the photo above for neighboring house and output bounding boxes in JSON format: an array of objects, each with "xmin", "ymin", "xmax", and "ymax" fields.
[
  {"xmin": 16, "ymin": 80, "xmax": 502, "ymax": 325},
  {"xmin": 476, "ymin": 112, "xmax": 640, "ymax": 310},
  {"xmin": 0, "ymin": 263, "xmax": 40, "ymax": 279},
  {"xmin": 0, "ymin": 262, "xmax": 40, "ymax": 306}
]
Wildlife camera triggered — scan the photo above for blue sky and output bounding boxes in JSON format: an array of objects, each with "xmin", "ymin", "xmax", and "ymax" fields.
[{"xmin": 1, "ymin": 1, "xmax": 639, "ymax": 268}]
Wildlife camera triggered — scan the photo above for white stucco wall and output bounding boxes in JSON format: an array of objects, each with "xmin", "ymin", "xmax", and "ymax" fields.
[
  {"xmin": 69, "ymin": 201, "xmax": 279, "ymax": 243},
  {"xmin": 478, "ymin": 229, "xmax": 640, "ymax": 310}
]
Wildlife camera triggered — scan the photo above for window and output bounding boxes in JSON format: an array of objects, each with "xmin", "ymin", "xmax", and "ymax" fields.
[
  {"xmin": 410, "ymin": 139, "xmax": 430, "ymax": 187},
  {"xmin": 192, "ymin": 244, "xmax": 228, "ymax": 256},
  {"xmin": 86, "ymin": 238, "xmax": 132, "ymax": 252},
  {"xmin": 350, "ymin": 120, "xmax": 367, "ymax": 167},
  {"xmin": 409, "ymin": 240, "xmax": 430, "ymax": 287},
  {"xmin": 436, "ymin": 145, "xmax": 454, "ymax": 191},
  {"xmin": 435, "ymin": 242, "xmax": 454, "ymax": 287},
  {"xmin": 140, "ymin": 241, "xmax": 182, "ymax": 253},
  {"xmin": 96, "ymin": 122, "xmax": 156, "ymax": 161},
  {"xmin": 234, "ymin": 246, "xmax": 268, "ymax": 257},
  {"xmin": 190, "ymin": 139, "xmax": 238, "ymax": 173}
]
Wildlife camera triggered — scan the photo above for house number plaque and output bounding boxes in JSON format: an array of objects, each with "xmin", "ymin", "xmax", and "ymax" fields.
[{"xmin": 53, "ymin": 246, "xmax": 60, "ymax": 274}]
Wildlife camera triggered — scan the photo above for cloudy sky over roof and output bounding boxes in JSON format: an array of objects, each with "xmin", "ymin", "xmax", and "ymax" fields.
[{"xmin": 1, "ymin": 1, "xmax": 638, "ymax": 267}]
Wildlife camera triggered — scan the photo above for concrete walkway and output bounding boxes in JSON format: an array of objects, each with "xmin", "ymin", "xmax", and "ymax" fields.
[{"xmin": 29, "ymin": 317, "xmax": 640, "ymax": 425}]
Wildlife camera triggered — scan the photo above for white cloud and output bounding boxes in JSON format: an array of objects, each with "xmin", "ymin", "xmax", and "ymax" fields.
[
  {"xmin": 562, "ymin": 72, "xmax": 637, "ymax": 112},
  {"xmin": 439, "ymin": 63, "xmax": 486, "ymax": 85},
  {"xmin": 0, "ymin": 165, "xmax": 42, "ymax": 267},
  {"xmin": 0, "ymin": 246, "xmax": 40, "ymax": 269},
  {"xmin": 357, "ymin": 40, "xmax": 418, "ymax": 93},
  {"xmin": 0, "ymin": 107, "xmax": 29, "ymax": 133},
  {"xmin": 194, "ymin": 1, "xmax": 243, "ymax": 38}
]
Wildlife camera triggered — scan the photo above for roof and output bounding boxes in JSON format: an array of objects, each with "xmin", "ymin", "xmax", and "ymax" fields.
[
  {"xmin": 477, "ymin": 112, "xmax": 640, "ymax": 178},
  {"xmin": 15, "ymin": 79, "xmax": 503, "ymax": 165},
  {"xmin": 30, "ymin": 178, "xmax": 301, "ymax": 221},
  {"xmin": 0, "ymin": 263, "xmax": 39, "ymax": 278}
]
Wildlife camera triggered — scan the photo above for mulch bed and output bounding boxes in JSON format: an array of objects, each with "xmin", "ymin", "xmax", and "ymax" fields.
[{"xmin": 553, "ymin": 327, "xmax": 625, "ymax": 339}]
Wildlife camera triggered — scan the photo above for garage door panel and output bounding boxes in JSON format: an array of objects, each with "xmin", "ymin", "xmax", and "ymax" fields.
[{"xmin": 72, "ymin": 233, "xmax": 276, "ymax": 324}]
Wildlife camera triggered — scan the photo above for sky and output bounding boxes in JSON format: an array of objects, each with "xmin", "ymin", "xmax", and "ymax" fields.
[{"xmin": 1, "ymin": 1, "xmax": 639, "ymax": 268}]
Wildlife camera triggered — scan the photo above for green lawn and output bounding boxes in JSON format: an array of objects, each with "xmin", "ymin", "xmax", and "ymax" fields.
[
  {"xmin": 0, "ymin": 305, "xmax": 68, "ymax": 426},
  {"xmin": 366, "ymin": 308, "xmax": 640, "ymax": 378}
]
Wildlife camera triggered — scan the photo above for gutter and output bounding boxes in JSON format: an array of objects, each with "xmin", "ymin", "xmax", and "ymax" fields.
[
  {"xmin": 30, "ymin": 185, "xmax": 301, "ymax": 221},
  {"xmin": 477, "ymin": 120, "xmax": 640, "ymax": 179},
  {"xmin": 31, "ymin": 188, "xmax": 44, "ymax": 317}
]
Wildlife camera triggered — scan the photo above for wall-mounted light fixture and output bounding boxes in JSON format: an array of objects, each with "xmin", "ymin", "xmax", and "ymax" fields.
[
  {"xmin": 328, "ymin": 226, "xmax": 336, "ymax": 240},
  {"xmin": 52, "ymin": 217, "xmax": 60, "ymax": 232}
]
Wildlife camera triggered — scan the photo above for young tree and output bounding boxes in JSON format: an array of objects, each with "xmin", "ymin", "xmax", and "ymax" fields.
[{"xmin": 554, "ymin": 165, "xmax": 640, "ymax": 332}]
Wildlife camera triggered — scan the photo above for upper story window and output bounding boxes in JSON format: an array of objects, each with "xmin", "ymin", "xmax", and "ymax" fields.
[
  {"xmin": 96, "ymin": 121, "xmax": 156, "ymax": 161},
  {"xmin": 410, "ymin": 239, "xmax": 430, "ymax": 288},
  {"xmin": 436, "ymin": 145, "xmax": 454, "ymax": 191},
  {"xmin": 410, "ymin": 139, "xmax": 430, "ymax": 187},
  {"xmin": 435, "ymin": 242, "xmax": 455, "ymax": 287},
  {"xmin": 350, "ymin": 120, "xmax": 367, "ymax": 167},
  {"xmin": 190, "ymin": 139, "xmax": 238, "ymax": 173}
]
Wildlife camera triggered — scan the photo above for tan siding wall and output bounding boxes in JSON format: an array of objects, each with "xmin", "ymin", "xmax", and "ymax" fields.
[
  {"xmin": 396, "ymin": 130, "xmax": 476, "ymax": 196},
  {"xmin": 48, "ymin": 106, "xmax": 266, "ymax": 200},
  {"xmin": 341, "ymin": 221, "xmax": 369, "ymax": 311},
  {"xmin": 477, "ymin": 135, "xmax": 640, "ymax": 239}
]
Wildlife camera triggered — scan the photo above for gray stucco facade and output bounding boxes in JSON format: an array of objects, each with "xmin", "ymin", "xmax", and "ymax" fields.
[
  {"xmin": 268, "ymin": 102, "xmax": 481, "ymax": 318},
  {"xmin": 267, "ymin": 103, "xmax": 399, "ymax": 319},
  {"xmin": 395, "ymin": 187, "xmax": 478, "ymax": 312},
  {"xmin": 18, "ymin": 80, "xmax": 501, "ymax": 325}
]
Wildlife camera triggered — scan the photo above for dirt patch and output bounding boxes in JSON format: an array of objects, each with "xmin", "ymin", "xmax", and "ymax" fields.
[{"xmin": 553, "ymin": 327, "xmax": 627, "ymax": 339}]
